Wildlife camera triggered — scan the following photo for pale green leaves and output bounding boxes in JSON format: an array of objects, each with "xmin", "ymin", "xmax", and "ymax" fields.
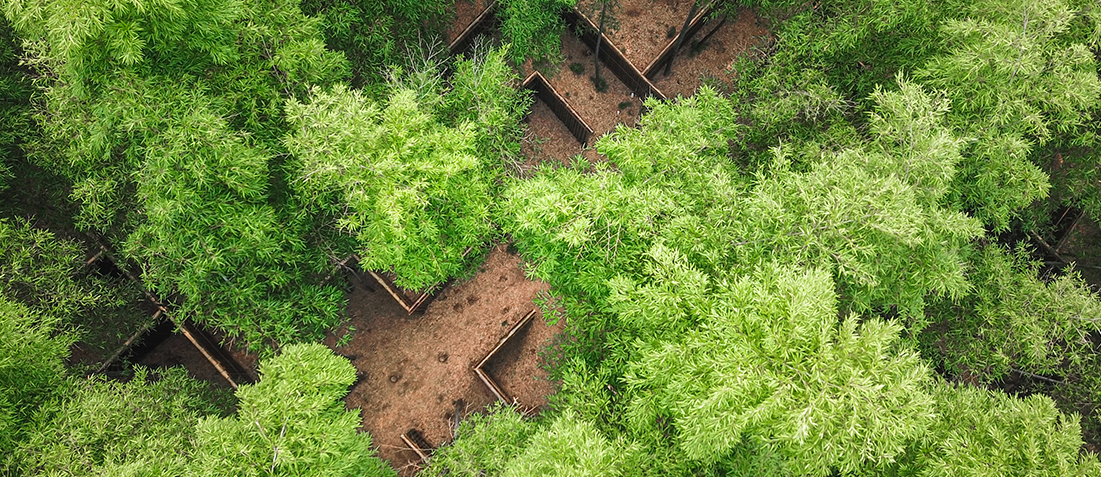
[
  {"xmin": 622, "ymin": 263, "xmax": 935, "ymax": 475},
  {"xmin": 191, "ymin": 343, "xmax": 394, "ymax": 477},
  {"xmin": 285, "ymin": 84, "xmax": 491, "ymax": 290},
  {"xmin": 911, "ymin": 384, "xmax": 1101, "ymax": 476},
  {"xmin": 917, "ymin": 0, "xmax": 1101, "ymax": 231},
  {"xmin": 502, "ymin": 411, "xmax": 629, "ymax": 477}
]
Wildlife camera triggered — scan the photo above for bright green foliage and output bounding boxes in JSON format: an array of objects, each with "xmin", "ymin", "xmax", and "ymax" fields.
[
  {"xmin": 732, "ymin": 0, "xmax": 944, "ymax": 103},
  {"xmin": 3, "ymin": 0, "xmax": 347, "ymax": 141},
  {"xmin": 0, "ymin": 18, "xmax": 31, "ymax": 192},
  {"xmin": 897, "ymin": 383, "xmax": 1101, "ymax": 476},
  {"xmin": 299, "ymin": 0, "xmax": 448, "ymax": 97},
  {"xmin": 285, "ymin": 49, "xmax": 527, "ymax": 290},
  {"xmin": 502, "ymin": 410, "xmax": 629, "ymax": 477},
  {"xmin": 115, "ymin": 80, "xmax": 343, "ymax": 351},
  {"xmin": 0, "ymin": 296, "xmax": 72, "ymax": 467},
  {"xmin": 923, "ymin": 244, "xmax": 1101, "ymax": 382},
  {"xmin": 285, "ymin": 85, "xmax": 490, "ymax": 290},
  {"xmin": 16, "ymin": 367, "xmax": 229, "ymax": 476},
  {"xmin": 2, "ymin": 0, "xmax": 351, "ymax": 350},
  {"xmin": 190, "ymin": 343, "xmax": 394, "ymax": 477},
  {"xmin": 503, "ymin": 87, "xmax": 735, "ymax": 322},
  {"xmin": 917, "ymin": 0, "xmax": 1101, "ymax": 231},
  {"xmin": 0, "ymin": 218, "xmax": 110, "ymax": 318},
  {"xmin": 498, "ymin": 0, "xmax": 577, "ymax": 64},
  {"xmin": 422, "ymin": 403, "xmax": 537, "ymax": 477},
  {"xmin": 619, "ymin": 260, "xmax": 934, "ymax": 474},
  {"xmin": 438, "ymin": 46, "xmax": 532, "ymax": 163}
]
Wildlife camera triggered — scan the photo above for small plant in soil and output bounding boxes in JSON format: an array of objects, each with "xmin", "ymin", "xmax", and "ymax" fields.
[
  {"xmin": 569, "ymin": 62, "xmax": 585, "ymax": 74},
  {"xmin": 690, "ymin": 39, "xmax": 709, "ymax": 57},
  {"xmin": 618, "ymin": 101, "xmax": 633, "ymax": 110},
  {"xmin": 591, "ymin": 75, "xmax": 609, "ymax": 93}
]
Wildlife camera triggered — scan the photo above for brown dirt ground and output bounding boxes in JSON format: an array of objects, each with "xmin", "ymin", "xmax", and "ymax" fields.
[
  {"xmin": 521, "ymin": 98, "xmax": 585, "ymax": 167},
  {"xmin": 524, "ymin": 32, "xmax": 643, "ymax": 138},
  {"xmin": 652, "ymin": 8, "xmax": 771, "ymax": 98},
  {"xmin": 447, "ymin": 0, "xmax": 491, "ymax": 45},
  {"xmin": 328, "ymin": 245, "xmax": 563, "ymax": 475},
  {"xmin": 577, "ymin": 0, "xmax": 689, "ymax": 70}
]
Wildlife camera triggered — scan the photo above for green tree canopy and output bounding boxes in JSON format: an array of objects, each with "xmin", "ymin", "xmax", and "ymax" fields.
[
  {"xmin": 190, "ymin": 343, "xmax": 394, "ymax": 476},
  {"xmin": 285, "ymin": 47, "xmax": 528, "ymax": 290}
]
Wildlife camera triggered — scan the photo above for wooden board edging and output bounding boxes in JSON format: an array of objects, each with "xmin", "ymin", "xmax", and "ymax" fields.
[
  {"xmin": 448, "ymin": 1, "xmax": 499, "ymax": 56},
  {"xmin": 523, "ymin": 71, "xmax": 595, "ymax": 146},
  {"xmin": 473, "ymin": 308, "xmax": 538, "ymax": 405},
  {"xmin": 642, "ymin": 4, "xmax": 714, "ymax": 78},
  {"xmin": 563, "ymin": 9, "xmax": 668, "ymax": 101}
]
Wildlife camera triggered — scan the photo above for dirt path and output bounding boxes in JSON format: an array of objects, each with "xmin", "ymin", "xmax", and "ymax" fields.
[{"xmin": 330, "ymin": 245, "xmax": 563, "ymax": 475}]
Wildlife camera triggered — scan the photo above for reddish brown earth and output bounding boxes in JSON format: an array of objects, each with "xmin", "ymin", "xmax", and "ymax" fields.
[
  {"xmin": 577, "ymin": 0, "xmax": 688, "ymax": 69},
  {"xmin": 447, "ymin": 0, "xmax": 492, "ymax": 45},
  {"xmin": 652, "ymin": 8, "xmax": 771, "ymax": 98},
  {"xmin": 524, "ymin": 32, "xmax": 643, "ymax": 138},
  {"xmin": 521, "ymin": 99, "xmax": 585, "ymax": 166},
  {"xmin": 137, "ymin": 333, "xmax": 233, "ymax": 389},
  {"xmin": 327, "ymin": 245, "xmax": 563, "ymax": 475}
]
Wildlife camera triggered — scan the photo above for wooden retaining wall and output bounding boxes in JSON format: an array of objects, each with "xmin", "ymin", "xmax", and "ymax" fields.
[
  {"xmin": 473, "ymin": 308, "xmax": 538, "ymax": 408},
  {"xmin": 448, "ymin": 1, "xmax": 499, "ymax": 56},
  {"xmin": 91, "ymin": 245, "xmax": 255, "ymax": 389},
  {"xmin": 563, "ymin": 9, "xmax": 667, "ymax": 101},
  {"xmin": 643, "ymin": 4, "xmax": 715, "ymax": 78},
  {"xmin": 523, "ymin": 71, "xmax": 595, "ymax": 146}
]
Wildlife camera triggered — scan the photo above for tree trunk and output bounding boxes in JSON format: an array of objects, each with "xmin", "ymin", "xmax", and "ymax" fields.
[
  {"xmin": 594, "ymin": 0, "xmax": 608, "ymax": 84},
  {"xmin": 665, "ymin": 0, "xmax": 701, "ymax": 76}
]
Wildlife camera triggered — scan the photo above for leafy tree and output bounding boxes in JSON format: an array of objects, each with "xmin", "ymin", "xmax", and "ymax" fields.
[
  {"xmin": 923, "ymin": 244, "xmax": 1101, "ymax": 382},
  {"xmin": 116, "ymin": 79, "xmax": 344, "ymax": 351},
  {"xmin": 0, "ymin": 296, "xmax": 72, "ymax": 469},
  {"xmin": 189, "ymin": 343, "xmax": 394, "ymax": 476},
  {"xmin": 16, "ymin": 367, "xmax": 230, "ymax": 476},
  {"xmin": 618, "ymin": 258, "xmax": 934, "ymax": 475},
  {"xmin": 422, "ymin": 403, "xmax": 538, "ymax": 477},
  {"xmin": 502, "ymin": 410, "xmax": 629, "ymax": 477},
  {"xmin": 298, "ymin": 0, "xmax": 449, "ymax": 97},
  {"xmin": 285, "ymin": 47, "xmax": 528, "ymax": 290},
  {"xmin": 894, "ymin": 383, "xmax": 1101, "ymax": 476},
  {"xmin": 916, "ymin": 0, "xmax": 1101, "ymax": 232},
  {"xmin": 497, "ymin": 0, "xmax": 577, "ymax": 64},
  {"xmin": 0, "ymin": 218, "xmax": 112, "ymax": 319},
  {"xmin": 0, "ymin": 17, "xmax": 32, "ymax": 192},
  {"xmin": 2, "ymin": 0, "xmax": 351, "ymax": 350}
]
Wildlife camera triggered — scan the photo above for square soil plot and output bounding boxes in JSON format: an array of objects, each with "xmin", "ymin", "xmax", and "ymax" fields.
[
  {"xmin": 652, "ymin": 8, "xmax": 771, "ymax": 99},
  {"xmin": 477, "ymin": 309, "xmax": 563, "ymax": 414},
  {"xmin": 523, "ymin": 32, "xmax": 643, "ymax": 138},
  {"xmin": 329, "ymin": 244, "xmax": 563, "ymax": 476},
  {"xmin": 576, "ymin": 0, "xmax": 703, "ymax": 70},
  {"xmin": 522, "ymin": 98, "xmax": 585, "ymax": 166}
]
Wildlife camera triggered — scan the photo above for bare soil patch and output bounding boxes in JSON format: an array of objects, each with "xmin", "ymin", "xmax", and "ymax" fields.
[
  {"xmin": 652, "ymin": 8, "xmax": 770, "ymax": 98},
  {"xmin": 330, "ymin": 245, "xmax": 562, "ymax": 475},
  {"xmin": 524, "ymin": 32, "xmax": 643, "ymax": 138},
  {"xmin": 577, "ymin": 0, "xmax": 687, "ymax": 69},
  {"xmin": 447, "ymin": 0, "xmax": 492, "ymax": 45},
  {"xmin": 521, "ymin": 98, "xmax": 585, "ymax": 166},
  {"xmin": 136, "ymin": 331, "xmax": 233, "ymax": 389}
]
